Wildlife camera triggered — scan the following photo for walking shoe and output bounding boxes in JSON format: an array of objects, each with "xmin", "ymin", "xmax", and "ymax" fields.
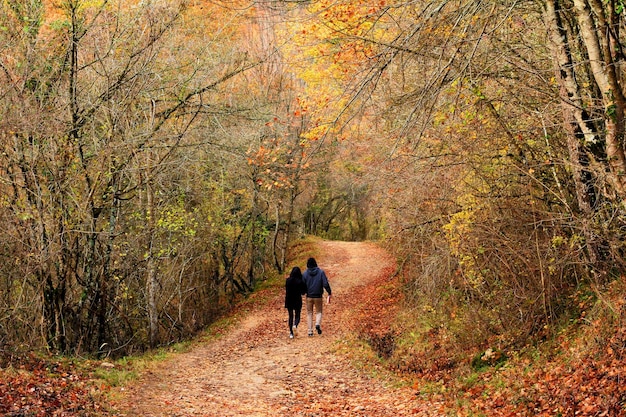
[
  {"xmin": 289, "ymin": 333, "xmax": 294, "ymax": 339},
  {"xmin": 308, "ymin": 331, "xmax": 313, "ymax": 337},
  {"xmin": 316, "ymin": 325, "xmax": 322, "ymax": 335}
]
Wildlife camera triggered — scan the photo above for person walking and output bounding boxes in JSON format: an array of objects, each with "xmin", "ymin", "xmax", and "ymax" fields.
[
  {"xmin": 302, "ymin": 257, "xmax": 332, "ymax": 336},
  {"xmin": 285, "ymin": 266, "xmax": 307, "ymax": 339}
]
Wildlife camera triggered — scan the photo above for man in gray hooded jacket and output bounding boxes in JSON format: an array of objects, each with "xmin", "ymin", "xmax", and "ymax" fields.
[{"xmin": 302, "ymin": 257, "xmax": 332, "ymax": 336}]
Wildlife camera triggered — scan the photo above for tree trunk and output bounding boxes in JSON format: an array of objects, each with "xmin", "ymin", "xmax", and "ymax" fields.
[
  {"xmin": 544, "ymin": 0, "xmax": 599, "ymax": 262},
  {"xmin": 573, "ymin": 0, "xmax": 626, "ymax": 197},
  {"xmin": 43, "ymin": 272, "xmax": 67, "ymax": 352},
  {"xmin": 146, "ymin": 178, "xmax": 159, "ymax": 348}
]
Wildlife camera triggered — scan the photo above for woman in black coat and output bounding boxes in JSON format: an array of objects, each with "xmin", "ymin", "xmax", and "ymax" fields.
[{"xmin": 285, "ymin": 266, "xmax": 307, "ymax": 338}]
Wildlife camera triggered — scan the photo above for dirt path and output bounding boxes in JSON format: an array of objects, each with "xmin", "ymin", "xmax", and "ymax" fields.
[{"xmin": 115, "ymin": 241, "xmax": 421, "ymax": 416}]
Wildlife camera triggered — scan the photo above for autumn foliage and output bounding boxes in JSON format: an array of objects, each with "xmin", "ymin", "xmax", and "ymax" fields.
[{"xmin": 3, "ymin": 0, "xmax": 626, "ymax": 415}]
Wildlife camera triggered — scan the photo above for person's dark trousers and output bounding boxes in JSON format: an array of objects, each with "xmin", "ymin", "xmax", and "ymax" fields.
[{"xmin": 288, "ymin": 308, "xmax": 301, "ymax": 334}]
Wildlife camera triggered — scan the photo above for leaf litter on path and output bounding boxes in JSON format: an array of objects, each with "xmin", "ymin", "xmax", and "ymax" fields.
[{"xmin": 113, "ymin": 241, "xmax": 431, "ymax": 417}]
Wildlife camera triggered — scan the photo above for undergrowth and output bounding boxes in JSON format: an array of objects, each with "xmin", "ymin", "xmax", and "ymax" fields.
[{"xmin": 365, "ymin": 276, "xmax": 626, "ymax": 416}]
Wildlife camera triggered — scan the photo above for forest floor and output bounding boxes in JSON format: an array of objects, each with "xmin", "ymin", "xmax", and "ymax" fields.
[{"xmin": 111, "ymin": 240, "xmax": 433, "ymax": 416}]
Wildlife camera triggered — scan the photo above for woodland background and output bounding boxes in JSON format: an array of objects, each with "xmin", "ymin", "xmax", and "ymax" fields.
[{"xmin": 2, "ymin": 0, "xmax": 626, "ymax": 399}]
